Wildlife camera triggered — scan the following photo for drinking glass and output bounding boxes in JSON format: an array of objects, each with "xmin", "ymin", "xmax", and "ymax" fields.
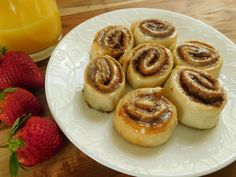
[{"xmin": 0, "ymin": 0, "xmax": 62, "ymax": 61}]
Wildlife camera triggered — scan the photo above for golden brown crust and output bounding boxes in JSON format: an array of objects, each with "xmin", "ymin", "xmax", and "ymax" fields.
[
  {"xmin": 176, "ymin": 41, "xmax": 220, "ymax": 67},
  {"xmin": 130, "ymin": 44, "xmax": 170, "ymax": 76},
  {"xmin": 85, "ymin": 56, "xmax": 124, "ymax": 93},
  {"xmin": 139, "ymin": 19, "xmax": 175, "ymax": 38},
  {"xmin": 125, "ymin": 43, "xmax": 174, "ymax": 88},
  {"xmin": 178, "ymin": 68, "xmax": 225, "ymax": 106},
  {"xmin": 117, "ymin": 88, "xmax": 174, "ymax": 134},
  {"xmin": 94, "ymin": 25, "xmax": 133, "ymax": 59},
  {"xmin": 163, "ymin": 66, "xmax": 227, "ymax": 129}
]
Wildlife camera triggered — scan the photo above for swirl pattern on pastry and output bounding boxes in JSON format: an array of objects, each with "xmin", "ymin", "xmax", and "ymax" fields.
[
  {"xmin": 173, "ymin": 41, "xmax": 223, "ymax": 77},
  {"xmin": 114, "ymin": 87, "xmax": 178, "ymax": 147},
  {"xmin": 84, "ymin": 55, "xmax": 125, "ymax": 112},
  {"xmin": 164, "ymin": 66, "xmax": 227, "ymax": 129},
  {"xmin": 139, "ymin": 19, "xmax": 175, "ymax": 38},
  {"xmin": 131, "ymin": 18, "xmax": 178, "ymax": 48},
  {"xmin": 179, "ymin": 69, "xmax": 224, "ymax": 106},
  {"xmin": 124, "ymin": 90, "xmax": 172, "ymax": 125},
  {"xmin": 124, "ymin": 43, "xmax": 173, "ymax": 88},
  {"xmin": 90, "ymin": 25, "xmax": 134, "ymax": 60},
  {"xmin": 88, "ymin": 56, "xmax": 123, "ymax": 92}
]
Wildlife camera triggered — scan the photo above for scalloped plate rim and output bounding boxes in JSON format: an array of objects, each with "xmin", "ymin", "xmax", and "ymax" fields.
[{"xmin": 45, "ymin": 8, "xmax": 236, "ymax": 177}]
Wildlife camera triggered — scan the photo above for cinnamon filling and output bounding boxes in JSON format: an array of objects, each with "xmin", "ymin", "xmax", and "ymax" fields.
[
  {"xmin": 105, "ymin": 30, "xmax": 124, "ymax": 50},
  {"xmin": 179, "ymin": 69, "xmax": 224, "ymax": 106},
  {"xmin": 139, "ymin": 19, "xmax": 175, "ymax": 38},
  {"xmin": 177, "ymin": 41, "xmax": 219, "ymax": 67},
  {"xmin": 124, "ymin": 91, "xmax": 172, "ymax": 126},
  {"xmin": 96, "ymin": 26, "xmax": 132, "ymax": 58},
  {"xmin": 88, "ymin": 57, "xmax": 123, "ymax": 93},
  {"xmin": 132, "ymin": 46, "xmax": 169, "ymax": 76}
]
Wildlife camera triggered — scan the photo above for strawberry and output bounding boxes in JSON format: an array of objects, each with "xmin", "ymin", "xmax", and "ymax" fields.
[
  {"xmin": 0, "ymin": 87, "xmax": 43, "ymax": 126},
  {"xmin": 7, "ymin": 114, "xmax": 64, "ymax": 177},
  {"xmin": 0, "ymin": 50, "xmax": 44, "ymax": 89}
]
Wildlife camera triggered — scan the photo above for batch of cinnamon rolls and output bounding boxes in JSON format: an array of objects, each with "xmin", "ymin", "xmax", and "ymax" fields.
[{"xmin": 83, "ymin": 18, "xmax": 227, "ymax": 147}]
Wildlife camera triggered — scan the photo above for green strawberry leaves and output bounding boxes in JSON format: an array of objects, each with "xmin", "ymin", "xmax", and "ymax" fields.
[
  {"xmin": 0, "ymin": 92, "xmax": 4, "ymax": 100},
  {"xmin": 0, "ymin": 46, "xmax": 7, "ymax": 57},
  {"xmin": 4, "ymin": 87, "xmax": 17, "ymax": 93},
  {"xmin": 0, "ymin": 87, "xmax": 17, "ymax": 100},
  {"xmin": 8, "ymin": 114, "xmax": 31, "ymax": 177},
  {"xmin": 8, "ymin": 140, "xmax": 24, "ymax": 177},
  {"xmin": 9, "ymin": 113, "xmax": 31, "ymax": 137},
  {"xmin": 9, "ymin": 152, "xmax": 20, "ymax": 177},
  {"xmin": 9, "ymin": 150, "xmax": 29, "ymax": 177},
  {"xmin": 0, "ymin": 107, "xmax": 32, "ymax": 177},
  {"xmin": 8, "ymin": 139, "xmax": 24, "ymax": 152}
]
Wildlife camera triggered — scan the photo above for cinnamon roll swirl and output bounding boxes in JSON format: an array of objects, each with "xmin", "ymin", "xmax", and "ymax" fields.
[
  {"xmin": 131, "ymin": 18, "xmax": 178, "ymax": 48},
  {"xmin": 114, "ymin": 87, "xmax": 178, "ymax": 147},
  {"xmin": 124, "ymin": 43, "xmax": 173, "ymax": 88},
  {"xmin": 83, "ymin": 55, "xmax": 125, "ymax": 112},
  {"xmin": 90, "ymin": 25, "xmax": 134, "ymax": 60},
  {"xmin": 164, "ymin": 66, "xmax": 227, "ymax": 129},
  {"xmin": 173, "ymin": 41, "xmax": 223, "ymax": 78}
]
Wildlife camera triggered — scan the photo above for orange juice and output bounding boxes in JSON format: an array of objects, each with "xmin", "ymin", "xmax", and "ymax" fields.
[{"xmin": 0, "ymin": 0, "xmax": 62, "ymax": 54}]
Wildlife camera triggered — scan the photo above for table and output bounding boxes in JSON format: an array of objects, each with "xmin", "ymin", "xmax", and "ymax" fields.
[{"xmin": 1, "ymin": 0, "xmax": 236, "ymax": 176}]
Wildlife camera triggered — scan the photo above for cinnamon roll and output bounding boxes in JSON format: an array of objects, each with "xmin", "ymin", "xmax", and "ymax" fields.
[
  {"xmin": 124, "ymin": 43, "xmax": 173, "ymax": 88},
  {"xmin": 114, "ymin": 87, "xmax": 178, "ymax": 147},
  {"xmin": 164, "ymin": 66, "xmax": 227, "ymax": 129},
  {"xmin": 173, "ymin": 41, "xmax": 223, "ymax": 78},
  {"xmin": 83, "ymin": 55, "xmax": 125, "ymax": 112},
  {"xmin": 131, "ymin": 18, "xmax": 178, "ymax": 48},
  {"xmin": 90, "ymin": 25, "xmax": 134, "ymax": 60}
]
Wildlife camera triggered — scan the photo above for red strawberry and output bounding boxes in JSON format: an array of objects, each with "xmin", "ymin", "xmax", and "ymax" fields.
[
  {"xmin": 0, "ymin": 87, "xmax": 43, "ymax": 126},
  {"xmin": 8, "ymin": 114, "xmax": 64, "ymax": 177},
  {"xmin": 0, "ymin": 51, "xmax": 44, "ymax": 89}
]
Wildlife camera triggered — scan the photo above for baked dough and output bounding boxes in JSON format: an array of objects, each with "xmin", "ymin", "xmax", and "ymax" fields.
[
  {"xmin": 123, "ymin": 43, "xmax": 173, "ymax": 88},
  {"xmin": 131, "ymin": 18, "xmax": 178, "ymax": 48},
  {"xmin": 84, "ymin": 55, "xmax": 125, "ymax": 112},
  {"xmin": 164, "ymin": 66, "xmax": 227, "ymax": 129},
  {"xmin": 114, "ymin": 87, "xmax": 178, "ymax": 147},
  {"xmin": 172, "ymin": 41, "xmax": 223, "ymax": 78},
  {"xmin": 90, "ymin": 25, "xmax": 134, "ymax": 60}
]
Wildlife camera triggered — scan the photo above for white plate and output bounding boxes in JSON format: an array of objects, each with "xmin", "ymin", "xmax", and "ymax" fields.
[{"xmin": 45, "ymin": 8, "xmax": 236, "ymax": 177}]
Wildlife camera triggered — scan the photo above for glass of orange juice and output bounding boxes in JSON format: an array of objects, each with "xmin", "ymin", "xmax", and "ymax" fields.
[{"xmin": 0, "ymin": 0, "xmax": 62, "ymax": 61}]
